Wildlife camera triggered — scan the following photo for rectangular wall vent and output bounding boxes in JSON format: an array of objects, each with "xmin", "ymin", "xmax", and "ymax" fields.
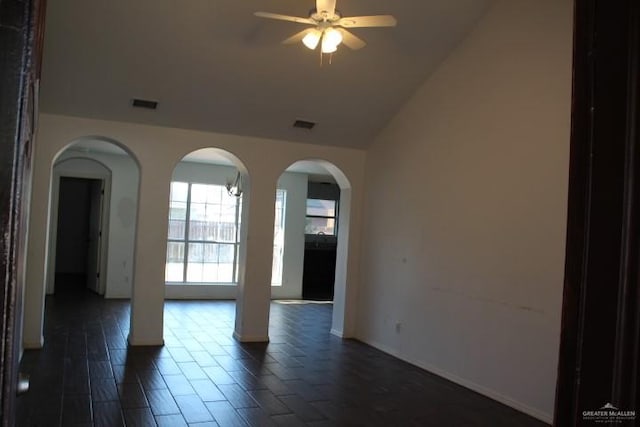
[
  {"xmin": 132, "ymin": 98, "xmax": 158, "ymax": 110},
  {"xmin": 293, "ymin": 119, "xmax": 316, "ymax": 130}
]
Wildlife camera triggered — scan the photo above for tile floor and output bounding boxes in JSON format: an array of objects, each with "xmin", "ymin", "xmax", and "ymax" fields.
[{"xmin": 16, "ymin": 290, "xmax": 548, "ymax": 426}]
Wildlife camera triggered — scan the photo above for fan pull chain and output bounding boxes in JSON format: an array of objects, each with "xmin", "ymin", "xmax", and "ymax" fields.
[{"xmin": 318, "ymin": 52, "xmax": 335, "ymax": 66}]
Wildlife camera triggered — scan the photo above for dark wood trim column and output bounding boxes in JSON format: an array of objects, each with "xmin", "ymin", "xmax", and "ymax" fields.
[
  {"xmin": 555, "ymin": 0, "xmax": 640, "ymax": 425},
  {"xmin": 0, "ymin": 0, "xmax": 46, "ymax": 425}
]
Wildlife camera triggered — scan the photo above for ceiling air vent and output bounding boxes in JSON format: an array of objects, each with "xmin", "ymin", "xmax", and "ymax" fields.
[
  {"xmin": 293, "ymin": 119, "xmax": 316, "ymax": 130},
  {"xmin": 131, "ymin": 98, "xmax": 158, "ymax": 110}
]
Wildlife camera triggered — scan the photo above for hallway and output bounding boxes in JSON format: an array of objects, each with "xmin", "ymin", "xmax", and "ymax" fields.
[{"xmin": 17, "ymin": 291, "xmax": 546, "ymax": 426}]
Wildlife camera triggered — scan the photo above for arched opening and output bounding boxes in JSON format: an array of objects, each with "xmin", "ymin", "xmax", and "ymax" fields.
[
  {"xmin": 164, "ymin": 148, "xmax": 248, "ymax": 299},
  {"xmin": 44, "ymin": 136, "xmax": 140, "ymax": 332},
  {"xmin": 272, "ymin": 160, "xmax": 353, "ymax": 336},
  {"xmin": 37, "ymin": 136, "xmax": 140, "ymax": 354}
]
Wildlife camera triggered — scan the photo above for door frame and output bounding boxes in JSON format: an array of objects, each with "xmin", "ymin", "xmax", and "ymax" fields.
[
  {"xmin": 85, "ymin": 178, "xmax": 105, "ymax": 294},
  {"xmin": 47, "ymin": 167, "xmax": 111, "ymax": 295},
  {"xmin": 554, "ymin": 0, "xmax": 640, "ymax": 423},
  {"xmin": 0, "ymin": 0, "xmax": 47, "ymax": 424}
]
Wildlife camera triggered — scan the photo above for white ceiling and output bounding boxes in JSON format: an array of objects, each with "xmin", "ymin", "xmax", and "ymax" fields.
[{"xmin": 40, "ymin": 0, "xmax": 491, "ymax": 149}]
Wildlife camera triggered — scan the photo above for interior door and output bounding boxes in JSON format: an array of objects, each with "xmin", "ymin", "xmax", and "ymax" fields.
[{"xmin": 86, "ymin": 179, "xmax": 104, "ymax": 294}]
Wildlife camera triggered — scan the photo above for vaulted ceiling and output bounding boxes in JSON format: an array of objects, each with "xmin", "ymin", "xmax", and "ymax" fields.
[{"xmin": 40, "ymin": 0, "xmax": 492, "ymax": 149}]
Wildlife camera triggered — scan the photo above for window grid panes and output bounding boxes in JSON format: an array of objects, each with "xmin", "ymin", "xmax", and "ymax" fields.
[
  {"xmin": 305, "ymin": 198, "xmax": 337, "ymax": 235},
  {"xmin": 166, "ymin": 182, "xmax": 287, "ymax": 286},
  {"xmin": 166, "ymin": 182, "xmax": 240, "ymax": 284}
]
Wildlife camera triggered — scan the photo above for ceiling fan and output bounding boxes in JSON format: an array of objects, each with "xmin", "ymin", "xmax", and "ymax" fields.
[{"xmin": 254, "ymin": 0, "xmax": 397, "ymax": 55}]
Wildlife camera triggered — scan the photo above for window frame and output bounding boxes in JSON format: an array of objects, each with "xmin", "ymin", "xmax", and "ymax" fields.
[
  {"xmin": 304, "ymin": 198, "xmax": 339, "ymax": 236},
  {"xmin": 166, "ymin": 181, "xmax": 241, "ymax": 284}
]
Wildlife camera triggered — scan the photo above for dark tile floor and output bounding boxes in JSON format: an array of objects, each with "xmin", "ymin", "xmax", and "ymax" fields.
[{"xmin": 17, "ymin": 290, "xmax": 548, "ymax": 426}]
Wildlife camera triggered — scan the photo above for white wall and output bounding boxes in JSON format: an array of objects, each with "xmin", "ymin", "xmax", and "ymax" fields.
[
  {"xmin": 53, "ymin": 150, "xmax": 139, "ymax": 298},
  {"xmin": 357, "ymin": 0, "xmax": 572, "ymax": 422}
]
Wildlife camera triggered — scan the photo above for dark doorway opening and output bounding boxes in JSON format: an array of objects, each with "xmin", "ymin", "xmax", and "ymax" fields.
[
  {"xmin": 54, "ymin": 177, "xmax": 104, "ymax": 295},
  {"xmin": 302, "ymin": 245, "xmax": 337, "ymax": 300},
  {"xmin": 302, "ymin": 182, "xmax": 340, "ymax": 301}
]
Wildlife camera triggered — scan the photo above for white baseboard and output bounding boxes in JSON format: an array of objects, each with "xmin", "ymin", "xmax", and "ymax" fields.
[
  {"xmin": 23, "ymin": 336, "xmax": 44, "ymax": 350},
  {"xmin": 232, "ymin": 331, "xmax": 270, "ymax": 343},
  {"xmin": 330, "ymin": 328, "xmax": 344, "ymax": 338},
  {"xmin": 127, "ymin": 334, "xmax": 164, "ymax": 346},
  {"xmin": 362, "ymin": 338, "xmax": 552, "ymax": 425}
]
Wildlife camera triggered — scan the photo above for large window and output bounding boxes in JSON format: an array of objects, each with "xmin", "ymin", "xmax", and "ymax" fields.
[
  {"xmin": 166, "ymin": 182, "xmax": 286, "ymax": 285},
  {"xmin": 166, "ymin": 182, "xmax": 240, "ymax": 283},
  {"xmin": 305, "ymin": 198, "xmax": 337, "ymax": 235}
]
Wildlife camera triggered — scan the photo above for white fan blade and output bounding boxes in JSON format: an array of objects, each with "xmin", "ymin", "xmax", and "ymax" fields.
[
  {"xmin": 282, "ymin": 29, "xmax": 313, "ymax": 45},
  {"xmin": 338, "ymin": 15, "xmax": 397, "ymax": 28},
  {"xmin": 316, "ymin": 0, "xmax": 337, "ymax": 17},
  {"xmin": 339, "ymin": 29, "xmax": 366, "ymax": 50},
  {"xmin": 254, "ymin": 12, "xmax": 313, "ymax": 25}
]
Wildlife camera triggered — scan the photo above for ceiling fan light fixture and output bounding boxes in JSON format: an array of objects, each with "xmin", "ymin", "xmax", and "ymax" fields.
[
  {"xmin": 323, "ymin": 27, "xmax": 343, "ymax": 46},
  {"xmin": 321, "ymin": 41, "xmax": 338, "ymax": 54},
  {"xmin": 321, "ymin": 39, "xmax": 338, "ymax": 53},
  {"xmin": 321, "ymin": 32, "xmax": 340, "ymax": 53},
  {"xmin": 255, "ymin": 0, "xmax": 398, "ymax": 58},
  {"xmin": 302, "ymin": 29, "xmax": 322, "ymax": 50}
]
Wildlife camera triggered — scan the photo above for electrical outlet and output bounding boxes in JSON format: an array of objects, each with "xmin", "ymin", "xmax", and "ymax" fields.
[{"xmin": 395, "ymin": 321, "xmax": 402, "ymax": 333}]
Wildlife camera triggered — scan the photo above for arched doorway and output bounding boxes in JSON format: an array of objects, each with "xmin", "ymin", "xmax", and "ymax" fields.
[
  {"xmin": 164, "ymin": 148, "xmax": 247, "ymax": 299},
  {"xmin": 274, "ymin": 160, "xmax": 354, "ymax": 336},
  {"xmin": 46, "ymin": 137, "xmax": 140, "ymax": 298}
]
